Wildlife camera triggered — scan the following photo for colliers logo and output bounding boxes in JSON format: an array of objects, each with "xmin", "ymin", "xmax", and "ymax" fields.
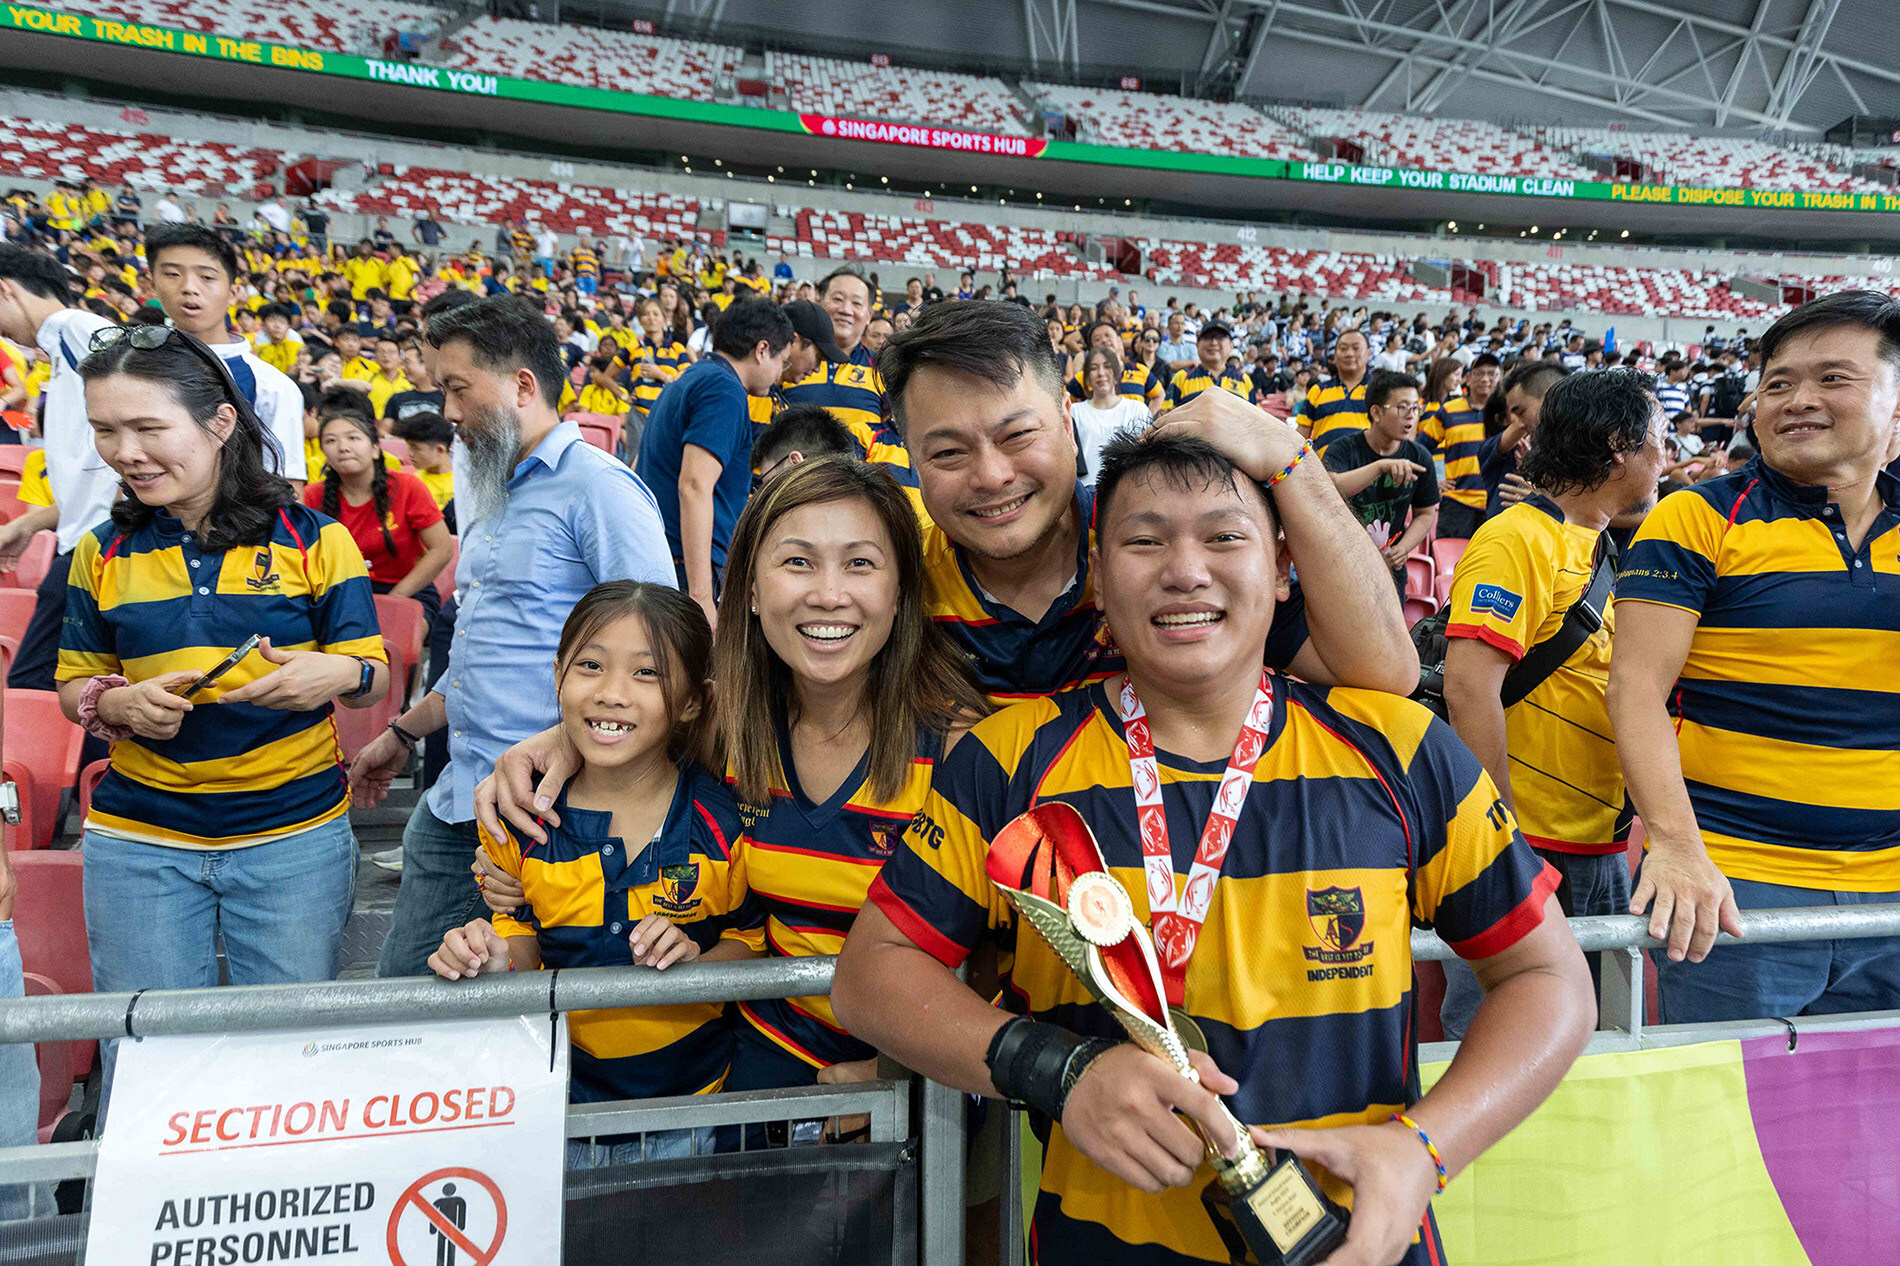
[{"xmin": 1304, "ymin": 886, "xmax": 1375, "ymax": 980}]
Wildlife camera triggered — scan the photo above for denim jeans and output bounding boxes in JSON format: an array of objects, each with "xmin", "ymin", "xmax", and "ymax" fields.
[
  {"xmin": 565, "ymin": 1127, "xmax": 715, "ymax": 1168},
  {"xmin": 377, "ymin": 800, "xmax": 484, "ymax": 979},
  {"xmin": 85, "ymin": 816, "xmax": 358, "ymax": 1110},
  {"xmin": 1654, "ymin": 876, "xmax": 1900, "ymax": 1024},
  {"xmin": 1440, "ymin": 848, "xmax": 1631, "ymax": 1040},
  {"xmin": 0, "ymin": 921, "xmax": 54, "ymax": 1219}
]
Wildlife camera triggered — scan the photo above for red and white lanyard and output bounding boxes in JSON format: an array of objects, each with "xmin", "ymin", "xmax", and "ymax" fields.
[{"xmin": 1119, "ymin": 668, "xmax": 1275, "ymax": 1007}]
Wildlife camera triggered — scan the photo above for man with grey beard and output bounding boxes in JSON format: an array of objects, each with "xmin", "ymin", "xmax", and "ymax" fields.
[{"xmin": 349, "ymin": 296, "xmax": 674, "ymax": 978}]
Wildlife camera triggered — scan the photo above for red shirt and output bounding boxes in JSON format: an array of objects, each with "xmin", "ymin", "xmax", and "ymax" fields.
[{"xmin": 303, "ymin": 471, "xmax": 442, "ymax": 587}]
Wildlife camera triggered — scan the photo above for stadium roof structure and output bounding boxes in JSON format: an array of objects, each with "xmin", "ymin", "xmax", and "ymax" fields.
[{"xmin": 1031, "ymin": 0, "xmax": 1900, "ymax": 133}]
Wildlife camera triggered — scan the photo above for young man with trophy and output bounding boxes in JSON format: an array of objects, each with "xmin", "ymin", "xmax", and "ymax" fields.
[{"xmin": 834, "ymin": 404, "xmax": 1595, "ymax": 1266}]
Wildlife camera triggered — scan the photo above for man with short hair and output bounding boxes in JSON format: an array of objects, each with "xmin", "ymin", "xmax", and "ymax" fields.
[
  {"xmin": 0, "ymin": 245, "xmax": 119, "ymax": 690},
  {"xmin": 1612, "ymin": 290, "xmax": 1900, "ymax": 1021},
  {"xmin": 1156, "ymin": 311, "xmax": 1195, "ymax": 372},
  {"xmin": 1322, "ymin": 368, "xmax": 1439, "ymax": 591},
  {"xmin": 1424, "ymin": 351, "xmax": 1500, "ymax": 539},
  {"xmin": 751, "ymin": 401, "xmax": 856, "ymax": 483},
  {"xmin": 780, "ymin": 267, "xmax": 916, "ymax": 481},
  {"xmin": 1438, "ymin": 367, "xmax": 1668, "ymax": 1038},
  {"xmin": 144, "ymin": 223, "xmax": 308, "ymax": 489},
  {"xmin": 383, "ymin": 341, "xmax": 445, "ymax": 425},
  {"xmin": 342, "ymin": 239, "xmax": 386, "ymax": 301},
  {"xmin": 364, "ymin": 333, "xmax": 412, "ymax": 419},
  {"xmin": 252, "ymin": 302, "xmax": 303, "ymax": 375},
  {"xmin": 352, "ymin": 296, "xmax": 673, "ymax": 977},
  {"xmin": 1481, "ymin": 361, "xmax": 1568, "ymax": 519},
  {"xmin": 1300, "ymin": 328, "xmax": 1372, "ymax": 457},
  {"xmin": 637, "ymin": 297, "xmax": 794, "ymax": 627},
  {"xmin": 1163, "ymin": 322, "xmax": 1249, "ymax": 410},
  {"xmin": 832, "ymin": 426, "xmax": 1592, "ymax": 1266}
]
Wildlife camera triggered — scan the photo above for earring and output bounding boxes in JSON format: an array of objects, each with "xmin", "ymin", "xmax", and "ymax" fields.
[{"xmin": 750, "ymin": 604, "xmax": 757, "ymax": 615}]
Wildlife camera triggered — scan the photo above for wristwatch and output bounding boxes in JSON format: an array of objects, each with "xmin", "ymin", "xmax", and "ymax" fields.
[{"xmin": 341, "ymin": 655, "xmax": 376, "ymax": 701}]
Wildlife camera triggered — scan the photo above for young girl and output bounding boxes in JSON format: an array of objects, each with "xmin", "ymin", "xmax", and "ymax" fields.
[
  {"xmin": 303, "ymin": 405, "xmax": 452, "ymax": 622},
  {"xmin": 428, "ymin": 582, "xmax": 759, "ymax": 1163}
]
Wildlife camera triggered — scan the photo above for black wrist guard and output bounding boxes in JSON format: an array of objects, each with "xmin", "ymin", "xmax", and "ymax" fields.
[{"xmin": 985, "ymin": 1016, "xmax": 1118, "ymax": 1122}]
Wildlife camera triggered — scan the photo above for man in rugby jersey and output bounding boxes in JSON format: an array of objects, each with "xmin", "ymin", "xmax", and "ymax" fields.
[
  {"xmin": 833, "ymin": 426, "xmax": 1592, "ymax": 1266},
  {"xmin": 1612, "ymin": 290, "xmax": 1900, "ymax": 1021}
]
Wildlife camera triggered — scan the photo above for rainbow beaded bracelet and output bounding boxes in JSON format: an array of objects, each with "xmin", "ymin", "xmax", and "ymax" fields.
[
  {"xmin": 1390, "ymin": 1112, "xmax": 1449, "ymax": 1193},
  {"xmin": 1265, "ymin": 441, "xmax": 1314, "ymax": 488}
]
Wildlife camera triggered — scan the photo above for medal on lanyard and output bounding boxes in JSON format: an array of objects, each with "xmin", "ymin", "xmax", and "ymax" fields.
[{"xmin": 1120, "ymin": 668, "xmax": 1275, "ymax": 1015}]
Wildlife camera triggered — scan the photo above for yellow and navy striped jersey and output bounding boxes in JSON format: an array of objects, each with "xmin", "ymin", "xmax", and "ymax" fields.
[
  {"xmin": 56, "ymin": 505, "xmax": 386, "ymax": 849},
  {"xmin": 727, "ymin": 725, "xmax": 941, "ymax": 1068},
  {"xmin": 1067, "ymin": 360, "xmax": 1165, "ymax": 407},
  {"xmin": 1618, "ymin": 460, "xmax": 1900, "ymax": 890},
  {"xmin": 1420, "ymin": 395, "xmax": 1486, "ymax": 510},
  {"xmin": 570, "ymin": 246, "xmax": 599, "ymax": 279},
  {"xmin": 1299, "ymin": 377, "xmax": 1370, "ymax": 457},
  {"xmin": 487, "ymin": 764, "xmax": 756, "ymax": 1101},
  {"xmin": 781, "ymin": 359, "xmax": 885, "ymax": 442},
  {"xmin": 508, "ymin": 228, "xmax": 533, "ymax": 258},
  {"xmin": 628, "ymin": 336, "xmax": 689, "ymax": 415},
  {"xmin": 921, "ymin": 491, "xmax": 1306, "ymax": 706},
  {"xmin": 1448, "ymin": 496, "xmax": 1628, "ymax": 854},
  {"xmin": 1164, "ymin": 365, "xmax": 1250, "ymax": 410},
  {"xmin": 868, "ymin": 680, "xmax": 1555, "ymax": 1265}
]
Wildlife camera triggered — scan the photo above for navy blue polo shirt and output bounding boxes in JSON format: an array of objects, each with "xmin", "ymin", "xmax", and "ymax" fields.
[{"xmin": 636, "ymin": 354, "xmax": 756, "ymax": 569}]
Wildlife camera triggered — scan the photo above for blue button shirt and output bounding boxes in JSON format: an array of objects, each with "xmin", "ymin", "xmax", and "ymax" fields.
[
  {"xmin": 428, "ymin": 420, "xmax": 674, "ymax": 824},
  {"xmin": 637, "ymin": 354, "xmax": 756, "ymax": 570}
]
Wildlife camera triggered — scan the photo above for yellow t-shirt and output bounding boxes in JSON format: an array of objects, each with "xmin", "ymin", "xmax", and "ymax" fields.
[
  {"xmin": 1446, "ymin": 496, "xmax": 1624, "ymax": 854},
  {"xmin": 19, "ymin": 448, "xmax": 53, "ymax": 507},
  {"xmin": 253, "ymin": 334, "xmax": 302, "ymax": 376},
  {"xmin": 341, "ymin": 256, "xmax": 387, "ymax": 300},
  {"xmin": 340, "ymin": 356, "xmax": 379, "ymax": 383},
  {"xmin": 576, "ymin": 384, "xmax": 630, "ymax": 417},
  {"xmin": 413, "ymin": 467, "xmax": 454, "ymax": 509},
  {"xmin": 366, "ymin": 371, "xmax": 412, "ymax": 419},
  {"xmin": 385, "ymin": 256, "xmax": 418, "ymax": 302}
]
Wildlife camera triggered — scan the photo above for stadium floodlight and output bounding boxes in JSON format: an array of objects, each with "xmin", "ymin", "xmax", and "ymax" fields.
[
  {"xmin": 881, "ymin": 176, "xmax": 888, "ymax": 183},
  {"xmin": 971, "ymin": 185, "xmax": 978, "ymax": 192},
  {"xmin": 1036, "ymin": 192, "xmax": 1042, "ymax": 200},
  {"xmin": 715, "ymin": 159, "xmax": 722, "ymax": 167},
  {"xmin": 1477, "ymin": 224, "xmax": 1484, "ymax": 230},
  {"xmin": 768, "ymin": 176, "xmax": 775, "ymax": 183},
  {"xmin": 777, "ymin": 166, "xmax": 784, "ymax": 173},
  {"xmin": 1448, "ymin": 221, "xmax": 1457, "ymax": 230},
  {"xmin": 1530, "ymin": 225, "xmax": 1539, "ymax": 233},
  {"xmin": 1621, "ymin": 230, "xmax": 1630, "ymax": 238}
]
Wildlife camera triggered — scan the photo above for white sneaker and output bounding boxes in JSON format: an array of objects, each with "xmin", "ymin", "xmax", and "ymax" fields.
[{"xmin": 369, "ymin": 848, "xmax": 404, "ymax": 873}]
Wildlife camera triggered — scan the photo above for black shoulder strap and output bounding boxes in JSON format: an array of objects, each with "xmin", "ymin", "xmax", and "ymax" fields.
[{"xmin": 1499, "ymin": 532, "xmax": 1618, "ymax": 709}]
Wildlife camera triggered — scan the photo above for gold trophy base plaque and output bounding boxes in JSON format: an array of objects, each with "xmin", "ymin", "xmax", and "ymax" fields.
[{"xmin": 1201, "ymin": 1150, "xmax": 1350, "ymax": 1266}]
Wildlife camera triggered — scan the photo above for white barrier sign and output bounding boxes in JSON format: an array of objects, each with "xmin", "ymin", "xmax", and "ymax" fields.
[{"xmin": 89, "ymin": 1016, "xmax": 569, "ymax": 1266}]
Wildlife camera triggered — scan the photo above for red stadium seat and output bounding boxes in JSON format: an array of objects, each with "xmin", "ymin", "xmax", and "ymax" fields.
[
  {"xmin": 76, "ymin": 758, "xmax": 109, "ymax": 825},
  {"xmin": 372, "ymin": 594, "xmax": 427, "ymax": 699},
  {"xmin": 1, "ymin": 531, "xmax": 57, "ymax": 591},
  {"xmin": 380, "ymin": 436, "xmax": 410, "ymax": 467},
  {"xmin": 0, "ymin": 448, "xmax": 29, "ymax": 477},
  {"xmin": 24, "ymin": 972, "xmax": 76, "ymax": 1132},
  {"xmin": 0, "ymin": 480, "xmax": 26, "ymax": 523},
  {"xmin": 1403, "ymin": 596, "xmax": 1437, "ymax": 629},
  {"xmin": 1433, "ymin": 572, "xmax": 1453, "ymax": 607},
  {"xmin": 0, "ymin": 589, "xmax": 34, "ymax": 644},
  {"xmin": 11, "ymin": 849, "xmax": 93, "ymax": 1076},
  {"xmin": 1431, "ymin": 538, "xmax": 1468, "ymax": 578},
  {"xmin": 1404, "ymin": 557, "xmax": 1436, "ymax": 602},
  {"xmin": 3, "ymin": 760, "xmax": 36, "ymax": 854},
  {"xmin": 332, "ymin": 647, "xmax": 404, "ymax": 763},
  {"xmin": 433, "ymin": 538, "xmax": 458, "ymax": 606},
  {"xmin": 3, "ymin": 690, "xmax": 82, "ymax": 850}
]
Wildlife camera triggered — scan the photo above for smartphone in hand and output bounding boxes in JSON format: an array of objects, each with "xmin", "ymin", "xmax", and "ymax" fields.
[{"xmin": 180, "ymin": 633, "xmax": 264, "ymax": 700}]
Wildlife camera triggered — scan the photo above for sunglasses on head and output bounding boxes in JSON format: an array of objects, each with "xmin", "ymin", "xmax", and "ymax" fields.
[{"xmin": 88, "ymin": 322, "xmax": 248, "ymax": 406}]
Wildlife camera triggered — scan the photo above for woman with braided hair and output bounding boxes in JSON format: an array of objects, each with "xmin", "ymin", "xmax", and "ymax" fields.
[{"xmin": 302, "ymin": 396, "xmax": 453, "ymax": 623}]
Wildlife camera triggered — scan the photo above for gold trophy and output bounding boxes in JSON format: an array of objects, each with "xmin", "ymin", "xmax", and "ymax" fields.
[{"xmin": 987, "ymin": 802, "xmax": 1349, "ymax": 1266}]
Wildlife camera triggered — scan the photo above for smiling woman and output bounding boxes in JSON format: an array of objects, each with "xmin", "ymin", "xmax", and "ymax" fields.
[
  {"xmin": 709, "ymin": 456, "xmax": 990, "ymax": 1112},
  {"xmin": 52, "ymin": 326, "xmax": 388, "ymax": 1106}
]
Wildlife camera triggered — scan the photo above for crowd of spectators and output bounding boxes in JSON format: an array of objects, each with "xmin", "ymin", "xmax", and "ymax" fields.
[{"xmin": 0, "ymin": 181, "xmax": 1895, "ymax": 1264}]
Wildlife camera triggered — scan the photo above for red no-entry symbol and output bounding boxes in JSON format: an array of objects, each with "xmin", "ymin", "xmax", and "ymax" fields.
[{"xmin": 387, "ymin": 1167, "xmax": 509, "ymax": 1266}]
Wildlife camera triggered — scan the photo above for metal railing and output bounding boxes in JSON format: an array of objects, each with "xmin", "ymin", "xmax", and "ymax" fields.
[{"xmin": 3, "ymin": 905, "xmax": 1899, "ymax": 1264}]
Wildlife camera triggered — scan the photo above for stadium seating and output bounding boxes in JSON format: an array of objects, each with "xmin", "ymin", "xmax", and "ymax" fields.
[
  {"xmin": 0, "ymin": 116, "xmax": 280, "ymax": 196},
  {"xmin": 1028, "ymin": 84, "xmax": 1309, "ymax": 161},
  {"xmin": 1490, "ymin": 260, "xmax": 1786, "ymax": 320},
  {"xmin": 3, "ymin": 689, "xmax": 84, "ymax": 851},
  {"xmin": 438, "ymin": 19, "xmax": 741, "ymax": 100},
  {"xmin": 1539, "ymin": 128, "xmax": 1880, "ymax": 194},
  {"xmin": 1277, "ymin": 107, "xmax": 1595, "ymax": 181},
  {"xmin": 61, "ymin": 0, "xmax": 447, "ymax": 55},
  {"xmin": 1137, "ymin": 241, "xmax": 1438, "ymax": 302},
  {"xmin": 770, "ymin": 53, "xmax": 1027, "ymax": 136},
  {"xmin": 795, "ymin": 209, "xmax": 1118, "ymax": 278},
  {"xmin": 319, "ymin": 167, "xmax": 704, "ymax": 241}
]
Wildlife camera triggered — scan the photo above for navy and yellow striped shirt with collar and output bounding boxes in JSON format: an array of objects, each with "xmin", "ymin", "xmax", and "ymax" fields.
[
  {"xmin": 1163, "ymin": 365, "xmax": 1250, "ymax": 410},
  {"xmin": 56, "ymin": 504, "xmax": 386, "ymax": 848},
  {"xmin": 627, "ymin": 335, "xmax": 689, "ymax": 415},
  {"xmin": 486, "ymin": 764, "xmax": 759, "ymax": 1102},
  {"xmin": 726, "ymin": 722, "xmax": 941, "ymax": 1069},
  {"xmin": 922, "ymin": 491, "xmax": 1307, "ymax": 707},
  {"xmin": 1618, "ymin": 458, "xmax": 1900, "ymax": 891},
  {"xmin": 867, "ymin": 679, "xmax": 1556, "ymax": 1265},
  {"xmin": 1067, "ymin": 360, "xmax": 1165, "ymax": 407},
  {"xmin": 1420, "ymin": 394, "xmax": 1487, "ymax": 510},
  {"xmin": 780, "ymin": 357, "xmax": 886, "ymax": 446},
  {"xmin": 1300, "ymin": 376, "xmax": 1371, "ymax": 457},
  {"xmin": 569, "ymin": 246, "xmax": 599, "ymax": 279}
]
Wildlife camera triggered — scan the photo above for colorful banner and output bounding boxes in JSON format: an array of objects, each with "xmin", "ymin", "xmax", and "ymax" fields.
[
  {"xmin": 4, "ymin": 2, "xmax": 1899, "ymax": 216},
  {"xmin": 1421, "ymin": 1026, "xmax": 1900, "ymax": 1265}
]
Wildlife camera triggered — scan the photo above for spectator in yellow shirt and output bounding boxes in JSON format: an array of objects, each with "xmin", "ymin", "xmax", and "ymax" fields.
[
  {"xmin": 575, "ymin": 354, "xmax": 631, "ymax": 417},
  {"xmin": 385, "ymin": 250, "xmax": 419, "ymax": 308},
  {"xmin": 392, "ymin": 412, "xmax": 455, "ymax": 510},
  {"xmin": 334, "ymin": 327, "xmax": 378, "ymax": 384},
  {"xmin": 17, "ymin": 447, "xmax": 52, "ymax": 509},
  {"xmin": 341, "ymin": 240, "xmax": 387, "ymax": 300},
  {"xmin": 364, "ymin": 334, "xmax": 412, "ymax": 418},
  {"xmin": 251, "ymin": 304, "xmax": 304, "ymax": 375}
]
